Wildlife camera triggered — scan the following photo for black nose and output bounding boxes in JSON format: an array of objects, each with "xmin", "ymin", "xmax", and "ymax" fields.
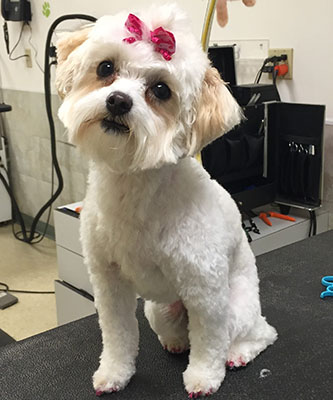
[{"xmin": 106, "ymin": 91, "xmax": 133, "ymax": 116}]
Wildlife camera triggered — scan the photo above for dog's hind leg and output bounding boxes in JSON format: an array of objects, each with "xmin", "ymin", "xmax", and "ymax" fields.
[
  {"xmin": 226, "ymin": 234, "xmax": 277, "ymax": 368},
  {"xmin": 227, "ymin": 314, "xmax": 277, "ymax": 368},
  {"xmin": 144, "ymin": 300, "xmax": 189, "ymax": 353},
  {"xmin": 156, "ymin": 244, "xmax": 232, "ymax": 395}
]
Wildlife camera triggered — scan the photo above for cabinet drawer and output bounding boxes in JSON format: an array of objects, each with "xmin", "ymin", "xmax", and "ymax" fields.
[
  {"xmin": 55, "ymin": 280, "xmax": 96, "ymax": 326},
  {"xmin": 54, "ymin": 209, "xmax": 82, "ymax": 255},
  {"xmin": 56, "ymin": 245, "xmax": 93, "ymax": 296}
]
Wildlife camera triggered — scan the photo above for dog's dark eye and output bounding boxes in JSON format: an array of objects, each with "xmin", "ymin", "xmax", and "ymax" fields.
[
  {"xmin": 151, "ymin": 82, "xmax": 171, "ymax": 100},
  {"xmin": 97, "ymin": 61, "xmax": 114, "ymax": 78}
]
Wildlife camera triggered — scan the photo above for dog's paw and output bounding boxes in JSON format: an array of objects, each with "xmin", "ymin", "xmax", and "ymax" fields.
[
  {"xmin": 95, "ymin": 388, "xmax": 118, "ymax": 397},
  {"xmin": 188, "ymin": 388, "xmax": 214, "ymax": 398},
  {"xmin": 226, "ymin": 358, "xmax": 247, "ymax": 369},
  {"xmin": 183, "ymin": 365, "xmax": 225, "ymax": 397},
  {"xmin": 93, "ymin": 363, "xmax": 135, "ymax": 396},
  {"xmin": 227, "ymin": 339, "xmax": 267, "ymax": 369},
  {"xmin": 227, "ymin": 345, "xmax": 252, "ymax": 369},
  {"xmin": 164, "ymin": 343, "xmax": 189, "ymax": 354},
  {"xmin": 159, "ymin": 335, "xmax": 189, "ymax": 354}
]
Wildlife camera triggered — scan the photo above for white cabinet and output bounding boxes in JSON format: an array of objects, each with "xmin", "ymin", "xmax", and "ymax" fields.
[{"xmin": 54, "ymin": 202, "xmax": 95, "ymax": 326}]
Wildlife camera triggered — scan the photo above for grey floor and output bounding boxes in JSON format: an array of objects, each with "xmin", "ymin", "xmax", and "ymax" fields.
[{"xmin": 0, "ymin": 224, "xmax": 58, "ymax": 340}]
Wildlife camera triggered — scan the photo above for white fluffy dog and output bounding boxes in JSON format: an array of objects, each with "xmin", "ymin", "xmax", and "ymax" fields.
[{"xmin": 56, "ymin": 4, "xmax": 277, "ymax": 397}]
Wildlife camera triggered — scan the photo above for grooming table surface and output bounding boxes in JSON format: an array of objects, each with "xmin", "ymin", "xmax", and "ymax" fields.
[{"xmin": 1, "ymin": 231, "xmax": 333, "ymax": 400}]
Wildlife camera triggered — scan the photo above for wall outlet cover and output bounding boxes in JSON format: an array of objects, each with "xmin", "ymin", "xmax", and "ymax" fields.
[{"xmin": 268, "ymin": 48, "xmax": 294, "ymax": 80}]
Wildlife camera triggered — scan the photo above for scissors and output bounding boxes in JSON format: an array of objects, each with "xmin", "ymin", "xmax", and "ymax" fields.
[{"xmin": 320, "ymin": 276, "xmax": 333, "ymax": 299}]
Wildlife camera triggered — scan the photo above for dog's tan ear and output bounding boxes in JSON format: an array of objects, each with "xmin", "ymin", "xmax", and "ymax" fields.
[
  {"xmin": 187, "ymin": 67, "xmax": 242, "ymax": 156},
  {"xmin": 56, "ymin": 27, "xmax": 91, "ymax": 98}
]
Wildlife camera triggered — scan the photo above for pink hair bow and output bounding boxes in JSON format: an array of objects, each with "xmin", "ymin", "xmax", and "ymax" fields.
[{"xmin": 123, "ymin": 13, "xmax": 176, "ymax": 61}]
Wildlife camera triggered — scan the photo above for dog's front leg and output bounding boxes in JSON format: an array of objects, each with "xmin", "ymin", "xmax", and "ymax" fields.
[
  {"xmin": 183, "ymin": 293, "xmax": 229, "ymax": 397},
  {"xmin": 89, "ymin": 262, "xmax": 139, "ymax": 396}
]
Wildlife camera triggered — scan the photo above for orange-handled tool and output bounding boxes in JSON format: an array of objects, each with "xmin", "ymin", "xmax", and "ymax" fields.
[
  {"xmin": 259, "ymin": 212, "xmax": 272, "ymax": 226},
  {"xmin": 268, "ymin": 212, "xmax": 296, "ymax": 222}
]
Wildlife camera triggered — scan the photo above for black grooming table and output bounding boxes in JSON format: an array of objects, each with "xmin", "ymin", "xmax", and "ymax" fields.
[{"xmin": 1, "ymin": 231, "xmax": 333, "ymax": 400}]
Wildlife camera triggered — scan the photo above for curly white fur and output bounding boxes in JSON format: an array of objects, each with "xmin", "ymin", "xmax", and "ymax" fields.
[{"xmin": 56, "ymin": 4, "xmax": 277, "ymax": 397}]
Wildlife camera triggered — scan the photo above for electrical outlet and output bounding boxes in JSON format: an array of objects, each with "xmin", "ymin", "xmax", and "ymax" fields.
[
  {"xmin": 268, "ymin": 48, "xmax": 294, "ymax": 79},
  {"xmin": 25, "ymin": 48, "xmax": 32, "ymax": 68}
]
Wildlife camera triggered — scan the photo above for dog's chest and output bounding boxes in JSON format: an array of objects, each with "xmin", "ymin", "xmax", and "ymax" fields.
[
  {"xmin": 110, "ymin": 217, "xmax": 177, "ymax": 303},
  {"xmin": 98, "ymin": 175, "xmax": 178, "ymax": 303}
]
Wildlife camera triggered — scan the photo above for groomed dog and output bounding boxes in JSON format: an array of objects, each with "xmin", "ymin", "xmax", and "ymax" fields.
[{"xmin": 56, "ymin": 4, "xmax": 277, "ymax": 397}]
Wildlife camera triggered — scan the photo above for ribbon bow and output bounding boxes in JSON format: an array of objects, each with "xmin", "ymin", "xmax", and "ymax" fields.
[{"xmin": 123, "ymin": 13, "xmax": 176, "ymax": 61}]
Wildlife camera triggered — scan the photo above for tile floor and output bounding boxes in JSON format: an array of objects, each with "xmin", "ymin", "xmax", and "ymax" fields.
[{"xmin": 0, "ymin": 224, "xmax": 58, "ymax": 340}]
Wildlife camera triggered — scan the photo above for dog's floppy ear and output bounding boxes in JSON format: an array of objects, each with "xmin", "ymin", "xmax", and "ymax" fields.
[
  {"xmin": 187, "ymin": 67, "xmax": 241, "ymax": 156},
  {"xmin": 55, "ymin": 27, "xmax": 91, "ymax": 98}
]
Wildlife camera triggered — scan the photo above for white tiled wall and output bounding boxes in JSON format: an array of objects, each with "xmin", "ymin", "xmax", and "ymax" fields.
[{"xmin": 2, "ymin": 89, "xmax": 88, "ymax": 225}]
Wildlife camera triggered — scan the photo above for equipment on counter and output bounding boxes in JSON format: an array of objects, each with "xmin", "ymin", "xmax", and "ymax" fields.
[{"xmin": 259, "ymin": 212, "xmax": 296, "ymax": 227}]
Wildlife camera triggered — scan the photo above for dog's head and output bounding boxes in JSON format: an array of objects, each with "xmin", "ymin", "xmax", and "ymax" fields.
[{"xmin": 56, "ymin": 4, "xmax": 241, "ymax": 173}]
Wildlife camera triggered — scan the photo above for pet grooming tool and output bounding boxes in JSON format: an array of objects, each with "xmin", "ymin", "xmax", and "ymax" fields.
[
  {"xmin": 320, "ymin": 276, "xmax": 333, "ymax": 299},
  {"xmin": 259, "ymin": 212, "xmax": 296, "ymax": 226}
]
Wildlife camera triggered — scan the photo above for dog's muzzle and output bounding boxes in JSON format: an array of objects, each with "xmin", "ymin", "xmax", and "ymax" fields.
[{"xmin": 102, "ymin": 91, "xmax": 132, "ymax": 134}]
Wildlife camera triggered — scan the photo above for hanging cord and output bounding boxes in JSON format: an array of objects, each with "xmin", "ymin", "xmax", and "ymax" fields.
[
  {"xmin": 308, "ymin": 210, "xmax": 317, "ymax": 237},
  {"xmin": 7, "ymin": 21, "xmax": 29, "ymax": 61},
  {"xmin": 0, "ymin": 14, "xmax": 97, "ymax": 244},
  {"xmin": 0, "ymin": 162, "xmax": 53, "ymax": 242},
  {"xmin": 3, "ymin": 21, "xmax": 10, "ymax": 54},
  {"xmin": 254, "ymin": 56, "xmax": 282, "ymax": 101}
]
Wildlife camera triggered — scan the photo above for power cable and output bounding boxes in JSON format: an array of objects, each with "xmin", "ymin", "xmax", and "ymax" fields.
[
  {"xmin": 308, "ymin": 210, "xmax": 317, "ymax": 237},
  {"xmin": 8, "ymin": 21, "xmax": 28, "ymax": 61},
  {"xmin": 0, "ymin": 282, "xmax": 54, "ymax": 294}
]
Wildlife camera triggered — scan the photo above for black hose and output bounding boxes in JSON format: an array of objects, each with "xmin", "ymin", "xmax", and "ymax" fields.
[{"xmin": 4, "ymin": 14, "xmax": 96, "ymax": 243}]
